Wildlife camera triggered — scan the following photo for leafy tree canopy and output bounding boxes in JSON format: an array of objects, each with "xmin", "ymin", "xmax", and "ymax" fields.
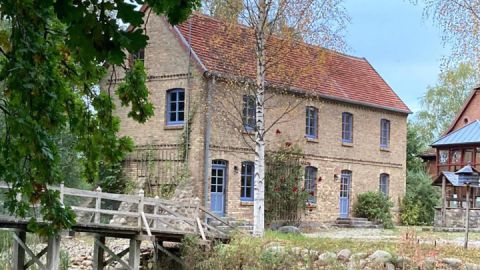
[
  {"xmin": 0, "ymin": 0, "xmax": 199, "ymax": 235},
  {"xmin": 412, "ymin": 62, "xmax": 477, "ymax": 146}
]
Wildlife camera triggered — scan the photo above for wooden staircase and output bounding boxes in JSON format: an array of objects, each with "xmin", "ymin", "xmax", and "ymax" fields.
[{"xmin": 334, "ymin": 217, "xmax": 382, "ymax": 228}]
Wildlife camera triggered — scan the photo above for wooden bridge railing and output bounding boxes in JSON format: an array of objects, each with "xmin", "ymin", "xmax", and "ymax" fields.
[{"xmin": 0, "ymin": 182, "xmax": 232, "ymax": 240}]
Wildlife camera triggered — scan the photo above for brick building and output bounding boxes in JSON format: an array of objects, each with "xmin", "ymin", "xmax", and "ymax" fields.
[{"xmin": 109, "ymin": 12, "xmax": 411, "ymax": 225}]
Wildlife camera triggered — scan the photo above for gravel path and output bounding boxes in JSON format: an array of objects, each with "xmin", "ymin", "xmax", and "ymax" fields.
[{"xmin": 305, "ymin": 228, "xmax": 480, "ymax": 248}]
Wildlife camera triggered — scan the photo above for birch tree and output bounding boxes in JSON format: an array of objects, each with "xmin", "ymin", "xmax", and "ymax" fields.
[
  {"xmin": 205, "ymin": 0, "xmax": 348, "ymax": 236},
  {"xmin": 417, "ymin": 0, "xmax": 480, "ymax": 68}
]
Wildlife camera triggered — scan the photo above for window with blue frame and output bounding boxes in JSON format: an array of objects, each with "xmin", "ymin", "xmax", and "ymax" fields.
[
  {"xmin": 380, "ymin": 119, "xmax": 390, "ymax": 148},
  {"xmin": 305, "ymin": 106, "xmax": 318, "ymax": 138},
  {"xmin": 242, "ymin": 95, "xmax": 256, "ymax": 131},
  {"xmin": 241, "ymin": 161, "xmax": 254, "ymax": 201},
  {"xmin": 166, "ymin": 89, "xmax": 185, "ymax": 125},
  {"xmin": 379, "ymin": 173, "xmax": 389, "ymax": 197},
  {"xmin": 342, "ymin": 112, "xmax": 353, "ymax": 143},
  {"xmin": 305, "ymin": 166, "xmax": 317, "ymax": 203}
]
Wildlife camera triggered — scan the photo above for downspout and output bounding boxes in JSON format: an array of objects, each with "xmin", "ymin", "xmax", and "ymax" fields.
[{"xmin": 203, "ymin": 76, "xmax": 214, "ymax": 215}]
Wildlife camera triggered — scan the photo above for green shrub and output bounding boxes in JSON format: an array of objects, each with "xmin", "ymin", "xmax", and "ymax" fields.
[
  {"xmin": 400, "ymin": 169, "xmax": 440, "ymax": 225},
  {"xmin": 353, "ymin": 191, "xmax": 394, "ymax": 228}
]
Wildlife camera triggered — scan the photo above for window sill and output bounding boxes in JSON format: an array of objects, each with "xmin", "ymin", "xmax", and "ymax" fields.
[
  {"xmin": 380, "ymin": 147, "xmax": 390, "ymax": 152},
  {"xmin": 342, "ymin": 142, "xmax": 353, "ymax": 147},
  {"xmin": 240, "ymin": 201, "xmax": 254, "ymax": 206},
  {"xmin": 305, "ymin": 137, "xmax": 319, "ymax": 143},
  {"xmin": 241, "ymin": 130, "xmax": 255, "ymax": 136},
  {"xmin": 164, "ymin": 124, "xmax": 184, "ymax": 130},
  {"xmin": 306, "ymin": 203, "xmax": 317, "ymax": 209}
]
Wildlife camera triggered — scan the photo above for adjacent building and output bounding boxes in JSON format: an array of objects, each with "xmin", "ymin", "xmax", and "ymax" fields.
[{"xmin": 109, "ymin": 11, "xmax": 410, "ymax": 225}]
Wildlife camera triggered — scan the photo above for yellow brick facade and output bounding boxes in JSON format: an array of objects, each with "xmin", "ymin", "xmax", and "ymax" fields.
[{"xmin": 109, "ymin": 15, "xmax": 408, "ymax": 225}]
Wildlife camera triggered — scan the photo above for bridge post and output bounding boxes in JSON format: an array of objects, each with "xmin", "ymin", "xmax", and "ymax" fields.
[
  {"xmin": 12, "ymin": 230, "xmax": 26, "ymax": 270},
  {"xmin": 95, "ymin": 186, "xmax": 102, "ymax": 223},
  {"xmin": 129, "ymin": 238, "xmax": 141, "ymax": 270},
  {"xmin": 138, "ymin": 189, "xmax": 144, "ymax": 229},
  {"xmin": 46, "ymin": 234, "xmax": 61, "ymax": 270},
  {"xmin": 93, "ymin": 235, "xmax": 105, "ymax": 270}
]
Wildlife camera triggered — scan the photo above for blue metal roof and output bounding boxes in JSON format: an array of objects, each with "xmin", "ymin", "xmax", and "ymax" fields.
[{"xmin": 432, "ymin": 120, "xmax": 480, "ymax": 147}]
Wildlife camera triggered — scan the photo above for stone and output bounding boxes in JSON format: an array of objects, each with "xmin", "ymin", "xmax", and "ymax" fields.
[
  {"xmin": 347, "ymin": 259, "xmax": 367, "ymax": 270},
  {"xmin": 442, "ymin": 258, "xmax": 462, "ymax": 269},
  {"xmin": 395, "ymin": 256, "xmax": 412, "ymax": 269},
  {"xmin": 315, "ymin": 252, "xmax": 337, "ymax": 266},
  {"xmin": 265, "ymin": 245, "xmax": 285, "ymax": 253},
  {"xmin": 423, "ymin": 257, "xmax": 437, "ymax": 270},
  {"xmin": 385, "ymin": 262, "xmax": 395, "ymax": 270},
  {"xmin": 465, "ymin": 263, "xmax": 480, "ymax": 270},
  {"xmin": 351, "ymin": 252, "xmax": 368, "ymax": 261},
  {"xmin": 367, "ymin": 250, "xmax": 392, "ymax": 264},
  {"xmin": 278, "ymin": 226, "xmax": 300, "ymax": 234},
  {"xmin": 337, "ymin": 249, "xmax": 352, "ymax": 262}
]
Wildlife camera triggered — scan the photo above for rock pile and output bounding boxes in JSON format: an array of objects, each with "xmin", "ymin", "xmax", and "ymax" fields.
[{"xmin": 265, "ymin": 244, "xmax": 480, "ymax": 270}]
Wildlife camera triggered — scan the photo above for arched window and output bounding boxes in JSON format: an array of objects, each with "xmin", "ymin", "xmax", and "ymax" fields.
[
  {"xmin": 305, "ymin": 166, "xmax": 317, "ymax": 203},
  {"xmin": 342, "ymin": 112, "xmax": 353, "ymax": 143},
  {"xmin": 305, "ymin": 106, "xmax": 318, "ymax": 138},
  {"xmin": 241, "ymin": 162, "xmax": 254, "ymax": 201},
  {"xmin": 166, "ymin": 88, "xmax": 185, "ymax": 125},
  {"xmin": 379, "ymin": 173, "xmax": 389, "ymax": 197},
  {"xmin": 242, "ymin": 95, "xmax": 256, "ymax": 131}
]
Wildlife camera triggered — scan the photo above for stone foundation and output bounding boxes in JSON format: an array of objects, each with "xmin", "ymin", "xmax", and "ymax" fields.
[{"xmin": 434, "ymin": 207, "xmax": 480, "ymax": 228}]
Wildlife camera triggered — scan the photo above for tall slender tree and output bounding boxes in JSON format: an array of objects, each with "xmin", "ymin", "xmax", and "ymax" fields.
[{"xmin": 207, "ymin": 0, "xmax": 349, "ymax": 236}]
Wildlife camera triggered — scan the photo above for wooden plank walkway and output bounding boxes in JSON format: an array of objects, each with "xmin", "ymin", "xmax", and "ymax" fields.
[{"xmin": 0, "ymin": 182, "xmax": 233, "ymax": 269}]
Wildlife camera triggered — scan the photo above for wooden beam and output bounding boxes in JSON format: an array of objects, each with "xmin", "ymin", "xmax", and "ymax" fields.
[
  {"xmin": 442, "ymin": 176, "xmax": 447, "ymax": 227},
  {"xmin": 196, "ymin": 218, "xmax": 206, "ymax": 241},
  {"xmin": 12, "ymin": 231, "xmax": 26, "ymax": 270},
  {"xmin": 93, "ymin": 235, "xmax": 105, "ymax": 270},
  {"xmin": 24, "ymin": 247, "xmax": 47, "ymax": 269},
  {"xmin": 94, "ymin": 238, "xmax": 132, "ymax": 270},
  {"xmin": 104, "ymin": 248, "xmax": 129, "ymax": 266},
  {"xmin": 156, "ymin": 242, "xmax": 185, "ymax": 267},
  {"xmin": 12, "ymin": 233, "xmax": 46, "ymax": 270},
  {"xmin": 129, "ymin": 239, "xmax": 141, "ymax": 270}
]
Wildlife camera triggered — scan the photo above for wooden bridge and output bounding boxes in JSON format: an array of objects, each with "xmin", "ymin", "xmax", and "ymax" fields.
[{"xmin": 0, "ymin": 182, "xmax": 233, "ymax": 270}]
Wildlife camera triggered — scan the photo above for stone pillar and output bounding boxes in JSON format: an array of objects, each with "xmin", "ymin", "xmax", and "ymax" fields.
[{"xmin": 442, "ymin": 176, "xmax": 447, "ymax": 227}]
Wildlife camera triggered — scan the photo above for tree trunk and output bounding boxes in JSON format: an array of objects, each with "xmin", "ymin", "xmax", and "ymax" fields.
[{"xmin": 253, "ymin": 0, "xmax": 267, "ymax": 237}]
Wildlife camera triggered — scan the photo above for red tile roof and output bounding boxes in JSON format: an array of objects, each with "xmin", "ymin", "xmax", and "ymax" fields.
[{"xmin": 176, "ymin": 14, "xmax": 411, "ymax": 114}]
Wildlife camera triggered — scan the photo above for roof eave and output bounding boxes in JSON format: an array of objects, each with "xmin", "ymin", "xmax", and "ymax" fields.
[{"xmin": 205, "ymin": 71, "xmax": 411, "ymax": 115}]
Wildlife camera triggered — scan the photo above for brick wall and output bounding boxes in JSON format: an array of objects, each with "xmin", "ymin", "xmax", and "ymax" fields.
[{"xmin": 108, "ymin": 15, "xmax": 408, "ymax": 225}]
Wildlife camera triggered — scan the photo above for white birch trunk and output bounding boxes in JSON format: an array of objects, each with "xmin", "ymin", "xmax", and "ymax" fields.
[{"xmin": 253, "ymin": 0, "xmax": 267, "ymax": 237}]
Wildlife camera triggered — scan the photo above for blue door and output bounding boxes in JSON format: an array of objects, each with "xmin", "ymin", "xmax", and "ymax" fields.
[
  {"xmin": 339, "ymin": 171, "xmax": 351, "ymax": 218},
  {"xmin": 211, "ymin": 161, "xmax": 227, "ymax": 216}
]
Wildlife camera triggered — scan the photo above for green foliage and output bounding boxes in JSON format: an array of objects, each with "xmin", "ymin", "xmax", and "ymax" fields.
[
  {"xmin": 0, "ymin": 1, "xmax": 197, "ymax": 234},
  {"xmin": 414, "ymin": 62, "xmax": 477, "ymax": 144},
  {"xmin": 181, "ymin": 234, "xmax": 315, "ymax": 270},
  {"xmin": 401, "ymin": 169, "xmax": 440, "ymax": 226},
  {"xmin": 265, "ymin": 143, "xmax": 309, "ymax": 226},
  {"xmin": 406, "ymin": 121, "xmax": 428, "ymax": 171},
  {"xmin": 353, "ymin": 191, "xmax": 394, "ymax": 228},
  {"xmin": 60, "ymin": 250, "xmax": 70, "ymax": 270}
]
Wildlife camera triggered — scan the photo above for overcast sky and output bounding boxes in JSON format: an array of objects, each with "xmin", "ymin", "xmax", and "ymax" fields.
[{"xmin": 344, "ymin": 0, "xmax": 449, "ymax": 114}]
